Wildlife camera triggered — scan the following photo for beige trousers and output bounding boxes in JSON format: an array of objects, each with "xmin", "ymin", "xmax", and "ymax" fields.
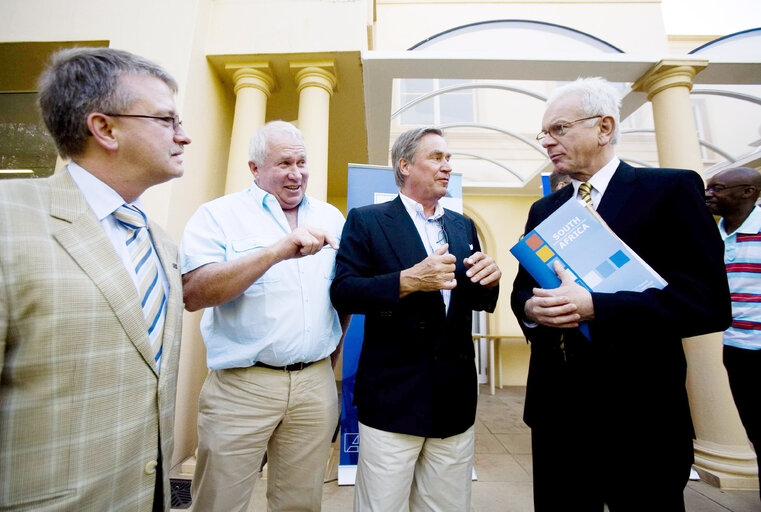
[
  {"xmin": 354, "ymin": 422, "xmax": 475, "ymax": 512},
  {"xmin": 191, "ymin": 358, "xmax": 338, "ymax": 512}
]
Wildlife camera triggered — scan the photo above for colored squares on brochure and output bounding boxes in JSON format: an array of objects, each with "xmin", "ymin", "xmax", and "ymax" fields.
[
  {"xmin": 536, "ymin": 245, "xmax": 555, "ymax": 262},
  {"xmin": 595, "ymin": 260, "xmax": 615, "ymax": 278},
  {"xmin": 582, "ymin": 250, "xmax": 631, "ymax": 291},
  {"xmin": 526, "ymin": 233, "xmax": 544, "ymax": 250},
  {"xmin": 610, "ymin": 250, "xmax": 630, "ymax": 268}
]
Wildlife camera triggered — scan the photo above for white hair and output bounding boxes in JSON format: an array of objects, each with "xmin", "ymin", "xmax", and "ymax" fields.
[
  {"xmin": 546, "ymin": 77, "xmax": 622, "ymax": 145},
  {"xmin": 248, "ymin": 120, "xmax": 305, "ymax": 167}
]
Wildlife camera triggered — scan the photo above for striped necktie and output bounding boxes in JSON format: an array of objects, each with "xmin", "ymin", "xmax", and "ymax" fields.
[
  {"xmin": 113, "ymin": 204, "xmax": 165, "ymax": 372},
  {"xmin": 579, "ymin": 182, "xmax": 594, "ymax": 207}
]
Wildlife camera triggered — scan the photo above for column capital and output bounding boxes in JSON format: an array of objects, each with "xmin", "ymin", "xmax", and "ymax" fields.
[
  {"xmin": 225, "ymin": 62, "xmax": 276, "ymax": 97},
  {"xmin": 290, "ymin": 59, "xmax": 337, "ymax": 96},
  {"xmin": 631, "ymin": 59, "xmax": 708, "ymax": 101}
]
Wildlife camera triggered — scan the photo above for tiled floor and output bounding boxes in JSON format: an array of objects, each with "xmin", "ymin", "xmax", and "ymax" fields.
[{"xmin": 174, "ymin": 385, "xmax": 760, "ymax": 511}]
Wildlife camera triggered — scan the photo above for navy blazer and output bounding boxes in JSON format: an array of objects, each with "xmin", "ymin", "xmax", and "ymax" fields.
[
  {"xmin": 511, "ymin": 162, "xmax": 731, "ymax": 468},
  {"xmin": 331, "ymin": 196, "xmax": 498, "ymax": 438}
]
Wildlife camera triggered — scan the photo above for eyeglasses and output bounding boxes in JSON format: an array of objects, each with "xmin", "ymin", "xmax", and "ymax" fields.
[
  {"xmin": 536, "ymin": 115, "xmax": 602, "ymax": 141},
  {"xmin": 705, "ymin": 183, "xmax": 752, "ymax": 193},
  {"xmin": 104, "ymin": 113, "xmax": 183, "ymax": 131}
]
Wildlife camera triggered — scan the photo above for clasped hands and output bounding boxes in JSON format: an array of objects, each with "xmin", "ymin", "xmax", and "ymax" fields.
[
  {"xmin": 524, "ymin": 260, "xmax": 594, "ymax": 328},
  {"xmin": 400, "ymin": 244, "xmax": 501, "ymax": 297}
]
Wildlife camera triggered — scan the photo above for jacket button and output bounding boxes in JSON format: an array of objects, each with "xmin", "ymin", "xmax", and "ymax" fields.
[{"xmin": 144, "ymin": 460, "xmax": 158, "ymax": 475}]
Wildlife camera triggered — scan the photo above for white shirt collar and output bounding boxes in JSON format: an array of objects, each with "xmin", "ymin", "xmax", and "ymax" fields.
[
  {"xmin": 67, "ymin": 161, "xmax": 144, "ymax": 219},
  {"xmin": 571, "ymin": 156, "xmax": 620, "ymax": 199},
  {"xmin": 399, "ymin": 192, "xmax": 444, "ymax": 221}
]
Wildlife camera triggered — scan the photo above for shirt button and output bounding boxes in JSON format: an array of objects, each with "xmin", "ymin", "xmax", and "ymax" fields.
[{"xmin": 144, "ymin": 460, "xmax": 158, "ymax": 475}]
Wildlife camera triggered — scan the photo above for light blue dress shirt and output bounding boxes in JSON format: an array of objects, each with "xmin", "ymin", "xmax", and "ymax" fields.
[
  {"xmin": 398, "ymin": 192, "xmax": 451, "ymax": 313},
  {"xmin": 180, "ymin": 183, "xmax": 345, "ymax": 369}
]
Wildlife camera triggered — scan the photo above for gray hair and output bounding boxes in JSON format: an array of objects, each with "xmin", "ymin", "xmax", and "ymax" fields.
[
  {"xmin": 546, "ymin": 77, "xmax": 622, "ymax": 145},
  {"xmin": 391, "ymin": 127, "xmax": 443, "ymax": 188},
  {"xmin": 37, "ymin": 47, "xmax": 178, "ymax": 158},
  {"xmin": 248, "ymin": 120, "xmax": 305, "ymax": 167}
]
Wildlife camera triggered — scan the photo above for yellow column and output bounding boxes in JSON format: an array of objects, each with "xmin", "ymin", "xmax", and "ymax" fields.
[
  {"xmin": 290, "ymin": 60, "xmax": 337, "ymax": 202},
  {"xmin": 633, "ymin": 60, "xmax": 759, "ymax": 489},
  {"xmin": 224, "ymin": 63, "xmax": 275, "ymax": 195}
]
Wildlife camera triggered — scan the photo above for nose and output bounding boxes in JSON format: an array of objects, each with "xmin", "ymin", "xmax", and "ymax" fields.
[
  {"xmin": 540, "ymin": 134, "xmax": 556, "ymax": 148},
  {"xmin": 174, "ymin": 124, "xmax": 191, "ymax": 145},
  {"xmin": 287, "ymin": 164, "xmax": 305, "ymax": 180}
]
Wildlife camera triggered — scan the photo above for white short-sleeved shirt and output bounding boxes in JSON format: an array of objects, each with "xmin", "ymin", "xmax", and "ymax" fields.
[{"xmin": 180, "ymin": 183, "xmax": 345, "ymax": 369}]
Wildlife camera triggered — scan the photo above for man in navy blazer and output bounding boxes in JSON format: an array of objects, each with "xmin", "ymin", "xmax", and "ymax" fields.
[
  {"xmin": 331, "ymin": 127, "xmax": 501, "ymax": 511},
  {"xmin": 511, "ymin": 77, "xmax": 731, "ymax": 511}
]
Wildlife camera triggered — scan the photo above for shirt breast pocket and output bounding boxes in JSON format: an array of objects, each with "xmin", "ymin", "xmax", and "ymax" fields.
[
  {"xmin": 231, "ymin": 236, "xmax": 281, "ymax": 284},
  {"xmin": 321, "ymin": 246, "xmax": 337, "ymax": 280}
]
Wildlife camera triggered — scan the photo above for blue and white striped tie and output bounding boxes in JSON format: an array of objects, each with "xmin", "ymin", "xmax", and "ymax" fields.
[{"xmin": 113, "ymin": 204, "xmax": 166, "ymax": 372}]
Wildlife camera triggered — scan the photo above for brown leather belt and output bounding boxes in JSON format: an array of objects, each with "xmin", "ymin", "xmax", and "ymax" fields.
[{"xmin": 253, "ymin": 360, "xmax": 316, "ymax": 372}]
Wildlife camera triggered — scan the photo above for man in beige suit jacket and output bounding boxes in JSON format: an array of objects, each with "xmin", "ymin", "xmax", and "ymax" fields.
[{"xmin": 0, "ymin": 47, "xmax": 191, "ymax": 511}]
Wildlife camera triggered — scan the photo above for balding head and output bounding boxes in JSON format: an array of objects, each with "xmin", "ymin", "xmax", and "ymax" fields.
[{"xmin": 705, "ymin": 166, "xmax": 761, "ymax": 218}]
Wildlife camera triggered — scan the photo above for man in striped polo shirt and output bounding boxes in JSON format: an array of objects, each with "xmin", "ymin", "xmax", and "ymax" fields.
[{"xmin": 706, "ymin": 166, "xmax": 761, "ymax": 499}]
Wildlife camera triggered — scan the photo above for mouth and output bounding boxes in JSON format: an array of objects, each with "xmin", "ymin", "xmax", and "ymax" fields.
[{"xmin": 284, "ymin": 185, "xmax": 301, "ymax": 192}]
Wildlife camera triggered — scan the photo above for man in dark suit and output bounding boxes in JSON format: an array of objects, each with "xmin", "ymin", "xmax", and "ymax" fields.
[
  {"xmin": 511, "ymin": 77, "xmax": 731, "ymax": 511},
  {"xmin": 331, "ymin": 127, "xmax": 501, "ymax": 511}
]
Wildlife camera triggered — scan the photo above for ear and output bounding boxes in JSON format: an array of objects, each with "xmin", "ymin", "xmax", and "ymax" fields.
[
  {"xmin": 248, "ymin": 161, "xmax": 258, "ymax": 178},
  {"xmin": 742, "ymin": 185, "xmax": 758, "ymax": 199},
  {"xmin": 598, "ymin": 115, "xmax": 615, "ymax": 145},
  {"xmin": 398, "ymin": 158, "xmax": 411, "ymax": 177},
  {"xmin": 86, "ymin": 112, "xmax": 119, "ymax": 152}
]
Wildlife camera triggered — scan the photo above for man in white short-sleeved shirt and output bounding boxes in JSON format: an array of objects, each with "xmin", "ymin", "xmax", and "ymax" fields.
[{"xmin": 181, "ymin": 121, "xmax": 349, "ymax": 512}]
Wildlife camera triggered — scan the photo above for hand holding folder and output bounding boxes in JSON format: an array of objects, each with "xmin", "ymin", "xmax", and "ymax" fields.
[
  {"xmin": 527, "ymin": 259, "xmax": 593, "ymax": 338},
  {"xmin": 511, "ymin": 199, "xmax": 667, "ymax": 340}
]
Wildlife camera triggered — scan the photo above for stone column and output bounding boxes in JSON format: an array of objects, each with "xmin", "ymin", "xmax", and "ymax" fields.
[
  {"xmin": 224, "ymin": 63, "xmax": 275, "ymax": 195},
  {"xmin": 290, "ymin": 60, "xmax": 337, "ymax": 202},
  {"xmin": 633, "ymin": 60, "xmax": 758, "ymax": 489}
]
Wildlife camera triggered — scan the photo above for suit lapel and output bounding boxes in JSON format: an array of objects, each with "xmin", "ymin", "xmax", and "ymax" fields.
[
  {"xmin": 597, "ymin": 161, "xmax": 636, "ymax": 227},
  {"xmin": 441, "ymin": 211, "xmax": 469, "ymax": 263},
  {"xmin": 377, "ymin": 196, "xmax": 429, "ymax": 270},
  {"xmin": 150, "ymin": 222, "xmax": 181, "ymax": 375},
  {"xmin": 50, "ymin": 170, "xmax": 159, "ymax": 376}
]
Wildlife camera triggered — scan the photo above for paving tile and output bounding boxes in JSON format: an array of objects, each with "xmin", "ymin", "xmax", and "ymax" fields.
[
  {"xmin": 514, "ymin": 453, "xmax": 533, "ymax": 474},
  {"xmin": 480, "ymin": 416, "xmax": 531, "ymax": 435},
  {"xmin": 471, "ymin": 481, "xmax": 534, "ymax": 512},
  {"xmin": 495, "ymin": 433, "xmax": 532, "ymax": 455},
  {"xmin": 176, "ymin": 385, "xmax": 760, "ymax": 512},
  {"xmin": 473, "ymin": 453, "xmax": 532, "ymax": 483},
  {"xmin": 686, "ymin": 480, "xmax": 761, "ymax": 512},
  {"xmin": 475, "ymin": 429, "xmax": 507, "ymax": 454}
]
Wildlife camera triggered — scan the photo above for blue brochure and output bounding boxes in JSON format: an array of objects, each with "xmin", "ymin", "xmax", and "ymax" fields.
[{"xmin": 510, "ymin": 198, "xmax": 667, "ymax": 339}]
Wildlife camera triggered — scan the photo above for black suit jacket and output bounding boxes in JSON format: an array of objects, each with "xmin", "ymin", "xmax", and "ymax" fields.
[
  {"xmin": 511, "ymin": 162, "xmax": 731, "ymax": 466},
  {"xmin": 331, "ymin": 197, "xmax": 498, "ymax": 438}
]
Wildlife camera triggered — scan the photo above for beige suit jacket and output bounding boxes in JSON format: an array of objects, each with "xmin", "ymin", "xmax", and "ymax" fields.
[{"xmin": 0, "ymin": 169, "xmax": 183, "ymax": 511}]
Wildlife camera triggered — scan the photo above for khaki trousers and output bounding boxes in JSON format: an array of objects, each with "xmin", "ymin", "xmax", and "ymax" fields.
[
  {"xmin": 354, "ymin": 422, "xmax": 475, "ymax": 512},
  {"xmin": 191, "ymin": 358, "xmax": 338, "ymax": 512}
]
